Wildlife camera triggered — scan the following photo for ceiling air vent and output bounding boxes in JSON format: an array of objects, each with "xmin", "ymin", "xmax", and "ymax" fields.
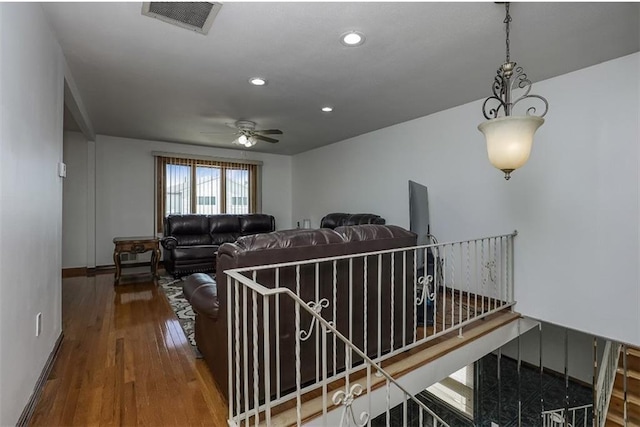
[{"xmin": 141, "ymin": 2, "xmax": 222, "ymax": 35}]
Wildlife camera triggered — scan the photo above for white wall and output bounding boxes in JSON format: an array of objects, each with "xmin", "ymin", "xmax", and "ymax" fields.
[
  {"xmin": 292, "ymin": 53, "xmax": 640, "ymax": 346},
  {"xmin": 91, "ymin": 135, "xmax": 292, "ymax": 266},
  {"xmin": 0, "ymin": 3, "xmax": 64, "ymax": 424},
  {"xmin": 62, "ymin": 131, "xmax": 89, "ymax": 268}
]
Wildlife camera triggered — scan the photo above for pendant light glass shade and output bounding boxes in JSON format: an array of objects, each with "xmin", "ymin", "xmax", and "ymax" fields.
[{"xmin": 478, "ymin": 115, "xmax": 544, "ymax": 180}]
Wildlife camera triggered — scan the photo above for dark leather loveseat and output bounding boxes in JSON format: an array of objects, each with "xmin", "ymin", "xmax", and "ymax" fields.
[
  {"xmin": 320, "ymin": 212, "xmax": 385, "ymax": 229},
  {"xmin": 160, "ymin": 214, "xmax": 275, "ymax": 278},
  {"xmin": 184, "ymin": 224, "xmax": 416, "ymax": 404}
]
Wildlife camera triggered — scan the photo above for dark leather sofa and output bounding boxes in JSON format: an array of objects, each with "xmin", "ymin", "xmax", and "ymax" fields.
[
  {"xmin": 160, "ymin": 214, "xmax": 275, "ymax": 278},
  {"xmin": 184, "ymin": 224, "xmax": 416, "ymax": 403},
  {"xmin": 320, "ymin": 212, "xmax": 385, "ymax": 229}
]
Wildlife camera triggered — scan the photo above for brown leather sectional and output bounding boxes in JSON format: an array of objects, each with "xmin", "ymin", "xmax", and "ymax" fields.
[{"xmin": 184, "ymin": 224, "xmax": 417, "ymax": 406}]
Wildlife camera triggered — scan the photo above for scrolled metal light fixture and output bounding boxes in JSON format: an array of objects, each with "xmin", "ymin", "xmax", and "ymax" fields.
[{"xmin": 478, "ymin": 2, "xmax": 549, "ymax": 180}]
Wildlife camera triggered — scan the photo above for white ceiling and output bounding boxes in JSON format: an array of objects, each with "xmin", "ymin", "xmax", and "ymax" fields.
[{"xmin": 45, "ymin": 2, "xmax": 639, "ymax": 155}]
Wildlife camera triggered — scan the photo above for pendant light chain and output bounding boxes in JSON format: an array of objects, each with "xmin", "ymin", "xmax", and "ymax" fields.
[{"xmin": 504, "ymin": 2, "xmax": 512, "ymax": 63}]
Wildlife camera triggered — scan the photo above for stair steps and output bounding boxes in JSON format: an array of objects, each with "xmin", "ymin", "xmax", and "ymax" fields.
[
  {"xmin": 618, "ymin": 368, "xmax": 640, "ymax": 382},
  {"xmin": 606, "ymin": 345, "xmax": 640, "ymax": 426},
  {"xmin": 627, "ymin": 348, "xmax": 640, "ymax": 359}
]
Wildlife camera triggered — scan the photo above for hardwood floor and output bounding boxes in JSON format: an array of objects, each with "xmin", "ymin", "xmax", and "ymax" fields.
[
  {"xmin": 29, "ymin": 274, "xmax": 228, "ymax": 427},
  {"xmin": 29, "ymin": 273, "xmax": 513, "ymax": 426}
]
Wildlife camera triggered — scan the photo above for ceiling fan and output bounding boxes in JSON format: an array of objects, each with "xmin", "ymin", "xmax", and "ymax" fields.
[{"xmin": 203, "ymin": 120, "xmax": 283, "ymax": 148}]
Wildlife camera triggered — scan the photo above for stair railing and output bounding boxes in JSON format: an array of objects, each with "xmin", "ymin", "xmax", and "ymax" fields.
[
  {"xmin": 541, "ymin": 404, "xmax": 592, "ymax": 427},
  {"xmin": 222, "ymin": 232, "xmax": 516, "ymax": 426},
  {"xmin": 225, "ymin": 270, "xmax": 450, "ymax": 426},
  {"xmin": 594, "ymin": 340, "xmax": 622, "ymax": 427}
]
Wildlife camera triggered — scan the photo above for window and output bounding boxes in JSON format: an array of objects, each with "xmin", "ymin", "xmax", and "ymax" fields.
[
  {"xmin": 426, "ymin": 365, "xmax": 474, "ymax": 418},
  {"xmin": 156, "ymin": 155, "xmax": 259, "ymax": 232},
  {"xmin": 197, "ymin": 196, "xmax": 216, "ymax": 206},
  {"xmin": 231, "ymin": 196, "xmax": 248, "ymax": 205}
]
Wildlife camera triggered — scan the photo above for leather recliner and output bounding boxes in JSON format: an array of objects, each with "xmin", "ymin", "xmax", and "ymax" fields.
[
  {"xmin": 320, "ymin": 212, "xmax": 386, "ymax": 229},
  {"xmin": 161, "ymin": 213, "xmax": 275, "ymax": 278}
]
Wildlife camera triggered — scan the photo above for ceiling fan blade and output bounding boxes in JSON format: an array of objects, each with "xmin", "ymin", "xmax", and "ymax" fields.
[
  {"xmin": 256, "ymin": 129, "xmax": 283, "ymax": 135},
  {"xmin": 254, "ymin": 134, "xmax": 279, "ymax": 143}
]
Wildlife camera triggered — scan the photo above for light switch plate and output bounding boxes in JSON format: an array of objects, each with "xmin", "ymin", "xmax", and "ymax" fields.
[{"xmin": 58, "ymin": 162, "xmax": 67, "ymax": 178}]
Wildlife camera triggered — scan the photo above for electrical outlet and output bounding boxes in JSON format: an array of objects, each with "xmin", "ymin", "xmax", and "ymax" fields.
[{"xmin": 36, "ymin": 312, "xmax": 42, "ymax": 337}]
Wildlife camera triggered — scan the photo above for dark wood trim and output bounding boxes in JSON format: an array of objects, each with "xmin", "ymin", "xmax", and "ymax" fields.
[
  {"xmin": 61, "ymin": 267, "xmax": 87, "ymax": 278},
  {"xmin": 16, "ymin": 332, "xmax": 64, "ymax": 427}
]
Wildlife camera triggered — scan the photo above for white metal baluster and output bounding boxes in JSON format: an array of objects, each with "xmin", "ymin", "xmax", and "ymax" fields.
[
  {"xmin": 458, "ymin": 243, "xmax": 463, "ymax": 332},
  {"xmin": 508, "ymin": 234, "xmax": 513, "ymax": 304},
  {"xmin": 441, "ymin": 244, "xmax": 446, "ymax": 333},
  {"xmin": 252, "ymin": 269, "xmax": 259, "ymax": 422},
  {"xmin": 322, "ymin": 323, "xmax": 328, "ymax": 425},
  {"xmin": 413, "ymin": 249, "xmax": 418, "ymax": 343},
  {"xmin": 432, "ymin": 245, "xmax": 439, "ymax": 336},
  {"xmin": 390, "ymin": 253, "xmax": 395, "ymax": 351},
  {"xmin": 450, "ymin": 244, "xmax": 455, "ymax": 329},
  {"xmin": 367, "ymin": 362, "xmax": 372, "ymax": 427},
  {"xmin": 402, "ymin": 393, "xmax": 407, "ymax": 425},
  {"xmin": 252, "ymin": 290, "xmax": 259, "ymax": 426},
  {"xmin": 263, "ymin": 296, "xmax": 271, "ymax": 426},
  {"xmin": 474, "ymin": 239, "xmax": 478, "ymax": 315},
  {"xmin": 364, "ymin": 256, "xmax": 368, "ymax": 357},
  {"xmin": 295, "ymin": 267, "xmax": 302, "ymax": 427},
  {"xmin": 227, "ymin": 277, "xmax": 233, "ymax": 422},
  {"xmin": 492, "ymin": 238, "xmax": 497, "ymax": 311},
  {"xmin": 315, "ymin": 262, "xmax": 320, "ymax": 383},
  {"xmin": 333, "ymin": 260, "xmax": 338, "ymax": 378},
  {"xmin": 481, "ymin": 239, "xmax": 486, "ymax": 314},
  {"xmin": 504, "ymin": 236, "xmax": 509, "ymax": 304},
  {"xmin": 423, "ymin": 247, "xmax": 428, "ymax": 339},
  {"xmin": 402, "ymin": 251, "xmax": 407, "ymax": 348},
  {"xmin": 385, "ymin": 379, "xmax": 391, "ymax": 427},
  {"xmin": 275, "ymin": 268, "xmax": 281, "ymax": 400},
  {"xmin": 465, "ymin": 241, "xmax": 471, "ymax": 322},
  {"xmin": 498, "ymin": 237, "xmax": 503, "ymax": 307},
  {"xmin": 233, "ymin": 279, "xmax": 241, "ymax": 424},
  {"xmin": 242, "ymin": 285, "xmax": 250, "ymax": 426},
  {"xmin": 377, "ymin": 254, "xmax": 382, "ymax": 360},
  {"xmin": 349, "ymin": 258, "xmax": 354, "ymax": 359}
]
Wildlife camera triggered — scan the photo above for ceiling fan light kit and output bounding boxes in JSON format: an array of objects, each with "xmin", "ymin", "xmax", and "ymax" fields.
[
  {"xmin": 478, "ymin": 2, "xmax": 549, "ymax": 181},
  {"xmin": 227, "ymin": 120, "xmax": 283, "ymax": 149}
]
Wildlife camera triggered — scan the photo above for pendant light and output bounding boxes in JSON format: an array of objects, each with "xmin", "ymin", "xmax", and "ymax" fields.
[{"xmin": 478, "ymin": 3, "xmax": 549, "ymax": 180}]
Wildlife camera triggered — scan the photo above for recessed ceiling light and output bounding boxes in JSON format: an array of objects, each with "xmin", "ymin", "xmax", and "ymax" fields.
[
  {"xmin": 321, "ymin": 106, "xmax": 333, "ymax": 112},
  {"xmin": 249, "ymin": 77, "xmax": 267, "ymax": 86},
  {"xmin": 340, "ymin": 31, "xmax": 365, "ymax": 47}
]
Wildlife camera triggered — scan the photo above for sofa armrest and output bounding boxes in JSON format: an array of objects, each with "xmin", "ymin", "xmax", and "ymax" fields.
[
  {"xmin": 184, "ymin": 273, "xmax": 219, "ymax": 320},
  {"xmin": 160, "ymin": 236, "xmax": 178, "ymax": 250}
]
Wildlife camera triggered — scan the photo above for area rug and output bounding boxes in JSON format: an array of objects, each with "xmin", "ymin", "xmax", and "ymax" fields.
[{"xmin": 158, "ymin": 274, "xmax": 207, "ymax": 358}]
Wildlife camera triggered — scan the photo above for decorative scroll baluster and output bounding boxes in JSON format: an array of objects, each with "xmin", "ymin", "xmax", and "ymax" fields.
[
  {"xmin": 332, "ymin": 384, "xmax": 369, "ymax": 427},
  {"xmin": 299, "ymin": 298, "xmax": 332, "ymax": 341},
  {"xmin": 416, "ymin": 273, "xmax": 434, "ymax": 306}
]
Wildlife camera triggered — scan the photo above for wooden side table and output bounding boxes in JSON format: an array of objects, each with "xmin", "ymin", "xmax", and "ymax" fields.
[{"xmin": 113, "ymin": 236, "xmax": 160, "ymax": 285}]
